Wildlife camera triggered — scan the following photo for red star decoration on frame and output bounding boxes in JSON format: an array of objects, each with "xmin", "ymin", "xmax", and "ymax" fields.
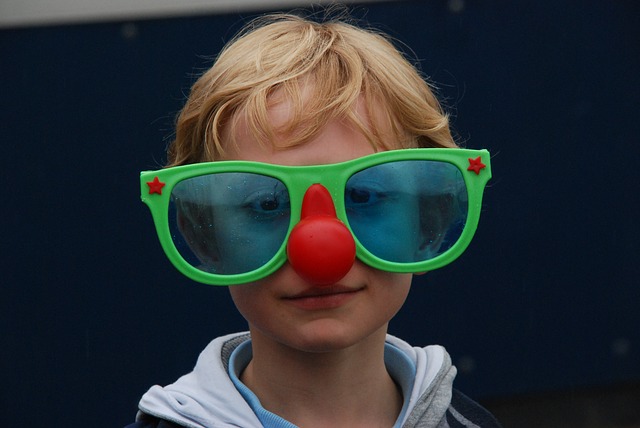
[
  {"xmin": 467, "ymin": 157, "xmax": 486, "ymax": 175},
  {"xmin": 147, "ymin": 176, "xmax": 166, "ymax": 195}
]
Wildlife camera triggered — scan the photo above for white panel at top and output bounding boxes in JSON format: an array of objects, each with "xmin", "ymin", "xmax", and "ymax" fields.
[{"xmin": 0, "ymin": 0, "xmax": 390, "ymax": 29}]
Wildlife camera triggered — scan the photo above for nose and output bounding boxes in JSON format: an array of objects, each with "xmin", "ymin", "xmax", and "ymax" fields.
[{"xmin": 286, "ymin": 184, "xmax": 356, "ymax": 285}]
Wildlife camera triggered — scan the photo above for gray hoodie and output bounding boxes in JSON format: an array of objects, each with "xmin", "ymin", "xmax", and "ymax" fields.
[{"xmin": 132, "ymin": 332, "xmax": 500, "ymax": 428}]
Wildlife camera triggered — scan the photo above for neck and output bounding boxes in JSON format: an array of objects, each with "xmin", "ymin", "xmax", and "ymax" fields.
[{"xmin": 240, "ymin": 327, "xmax": 403, "ymax": 428}]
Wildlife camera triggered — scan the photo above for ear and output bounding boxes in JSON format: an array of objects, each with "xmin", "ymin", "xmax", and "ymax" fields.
[{"xmin": 176, "ymin": 209, "xmax": 221, "ymax": 267}]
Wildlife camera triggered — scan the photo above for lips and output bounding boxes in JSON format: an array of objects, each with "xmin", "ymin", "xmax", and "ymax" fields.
[
  {"xmin": 288, "ymin": 285, "xmax": 360, "ymax": 299},
  {"xmin": 284, "ymin": 285, "xmax": 364, "ymax": 310}
]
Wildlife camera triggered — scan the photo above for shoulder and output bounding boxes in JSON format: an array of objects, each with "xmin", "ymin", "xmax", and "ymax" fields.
[
  {"xmin": 124, "ymin": 413, "xmax": 186, "ymax": 428},
  {"xmin": 446, "ymin": 389, "xmax": 502, "ymax": 428}
]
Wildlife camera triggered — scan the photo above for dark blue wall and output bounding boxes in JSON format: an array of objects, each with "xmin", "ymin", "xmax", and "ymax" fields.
[{"xmin": 1, "ymin": 1, "xmax": 638, "ymax": 426}]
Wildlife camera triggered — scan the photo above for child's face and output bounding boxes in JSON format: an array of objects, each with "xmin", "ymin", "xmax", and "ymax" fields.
[{"xmin": 221, "ymin": 93, "xmax": 413, "ymax": 353}]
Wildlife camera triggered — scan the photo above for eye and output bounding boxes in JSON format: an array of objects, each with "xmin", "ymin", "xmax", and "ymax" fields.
[
  {"xmin": 346, "ymin": 185, "xmax": 386, "ymax": 207},
  {"xmin": 243, "ymin": 184, "xmax": 290, "ymax": 218},
  {"xmin": 259, "ymin": 197, "xmax": 280, "ymax": 211},
  {"xmin": 348, "ymin": 187, "xmax": 373, "ymax": 204}
]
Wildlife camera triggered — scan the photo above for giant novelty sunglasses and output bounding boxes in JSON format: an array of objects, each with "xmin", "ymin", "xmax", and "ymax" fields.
[{"xmin": 141, "ymin": 148, "xmax": 491, "ymax": 286}]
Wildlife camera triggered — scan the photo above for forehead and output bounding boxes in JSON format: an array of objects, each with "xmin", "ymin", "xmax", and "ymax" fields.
[
  {"xmin": 221, "ymin": 113, "xmax": 379, "ymax": 166},
  {"xmin": 220, "ymin": 86, "xmax": 405, "ymax": 163}
]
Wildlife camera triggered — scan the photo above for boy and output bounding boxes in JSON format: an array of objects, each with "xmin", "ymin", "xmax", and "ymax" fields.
[{"xmin": 130, "ymin": 12, "xmax": 499, "ymax": 428}]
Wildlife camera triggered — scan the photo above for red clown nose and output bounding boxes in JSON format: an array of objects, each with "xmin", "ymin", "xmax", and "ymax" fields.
[{"xmin": 286, "ymin": 184, "xmax": 356, "ymax": 285}]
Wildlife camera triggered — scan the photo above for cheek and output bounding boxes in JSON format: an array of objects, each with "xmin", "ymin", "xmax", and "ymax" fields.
[
  {"xmin": 389, "ymin": 274, "xmax": 413, "ymax": 304},
  {"xmin": 228, "ymin": 284, "xmax": 263, "ymax": 322},
  {"xmin": 227, "ymin": 275, "xmax": 291, "ymax": 331},
  {"xmin": 368, "ymin": 270, "xmax": 413, "ymax": 314},
  {"xmin": 348, "ymin": 202, "xmax": 422, "ymax": 263},
  {"xmin": 214, "ymin": 213, "xmax": 289, "ymax": 274}
]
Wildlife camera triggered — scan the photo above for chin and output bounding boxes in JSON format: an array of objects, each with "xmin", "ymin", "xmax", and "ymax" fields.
[{"xmin": 281, "ymin": 320, "xmax": 387, "ymax": 354}]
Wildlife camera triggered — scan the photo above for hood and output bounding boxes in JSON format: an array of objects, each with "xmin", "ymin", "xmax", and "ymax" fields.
[
  {"xmin": 136, "ymin": 332, "xmax": 454, "ymax": 428},
  {"xmin": 138, "ymin": 332, "xmax": 259, "ymax": 428}
]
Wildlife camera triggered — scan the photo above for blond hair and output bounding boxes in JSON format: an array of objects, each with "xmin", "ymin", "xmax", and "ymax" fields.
[{"xmin": 167, "ymin": 13, "xmax": 457, "ymax": 166}]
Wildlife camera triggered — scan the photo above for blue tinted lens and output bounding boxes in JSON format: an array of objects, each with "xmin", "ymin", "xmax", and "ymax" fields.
[
  {"xmin": 345, "ymin": 160, "xmax": 468, "ymax": 263},
  {"xmin": 169, "ymin": 172, "xmax": 290, "ymax": 275}
]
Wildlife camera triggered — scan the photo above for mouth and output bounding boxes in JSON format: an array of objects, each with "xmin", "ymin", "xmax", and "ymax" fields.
[
  {"xmin": 283, "ymin": 285, "xmax": 364, "ymax": 310},
  {"xmin": 288, "ymin": 285, "xmax": 361, "ymax": 299}
]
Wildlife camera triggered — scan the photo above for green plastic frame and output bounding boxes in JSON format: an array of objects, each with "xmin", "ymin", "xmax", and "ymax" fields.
[{"xmin": 140, "ymin": 148, "xmax": 491, "ymax": 285}]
